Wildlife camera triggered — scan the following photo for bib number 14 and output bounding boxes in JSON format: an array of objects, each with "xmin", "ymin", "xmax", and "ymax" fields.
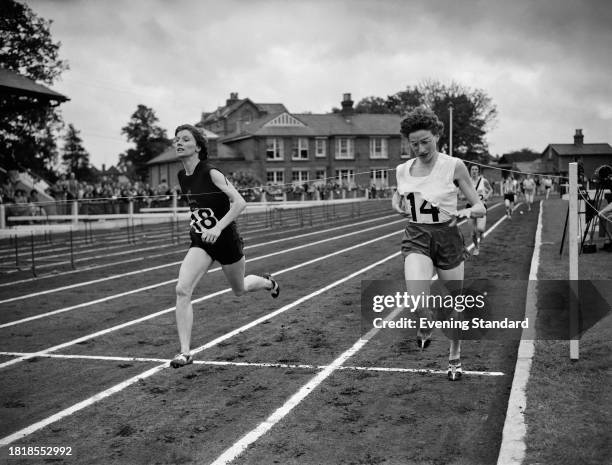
[{"xmin": 404, "ymin": 193, "xmax": 440, "ymax": 222}]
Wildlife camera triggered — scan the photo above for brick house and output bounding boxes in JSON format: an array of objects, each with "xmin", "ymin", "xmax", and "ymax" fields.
[
  {"xmin": 199, "ymin": 92, "xmax": 287, "ymax": 137},
  {"xmin": 147, "ymin": 93, "xmax": 409, "ymax": 192},
  {"xmin": 215, "ymin": 93, "xmax": 407, "ymax": 190},
  {"xmin": 541, "ymin": 129, "xmax": 612, "ymax": 180}
]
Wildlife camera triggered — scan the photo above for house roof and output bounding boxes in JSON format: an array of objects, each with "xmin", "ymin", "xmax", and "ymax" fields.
[
  {"xmin": 0, "ymin": 67, "xmax": 69, "ymax": 102},
  {"xmin": 201, "ymin": 98, "xmax": 288, "ymax": 125},
  {"xmin": 546, "ymin": 143, "xmax": 612, "ymax": 156},
  {"xmin": 148, "ymin": 128, "xmax": 218, "ymax": 165},
  {"xmin": 147, "ymin": 146, "xmax": 179, "ymax": 165},
  {"xmin": 219, "ymin": 112, "xmax": 403, "ymax": 142},
  {"xmin": 499, "ymin": 152, "xmax": 540, "ymax": 164},
  {"xmin": 256, "ymin": 103, "xmax": 287, "ymax": 114}
]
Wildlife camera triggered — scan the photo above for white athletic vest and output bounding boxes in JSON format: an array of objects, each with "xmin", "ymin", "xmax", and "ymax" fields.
[
  {"xmin": 473, "ymin": 176, "xmax": 488, "ymax": 201},
  {"xmin": 396, "ymin": 153, "xmax": 458, "ymax": 224}
]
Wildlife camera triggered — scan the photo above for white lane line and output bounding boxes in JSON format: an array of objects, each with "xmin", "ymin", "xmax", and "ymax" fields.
[
  {"xmin": 0, "ymin": 213, "xmax": 397, "ymax": 301},
  {"xmin": 0, "ymin": 251, "xmax": 401, "ymax": 447},
  {"xmin": 0, "ymin": 203, "xmax": 510, "ymax": 447},
  {"xmin": 209, "ymin": 204, "xmax": 511, "ymax": 465},
  {"xmin": 0, "ymin": 229, "xmax": 404, "ymax": 369},
  {"xmin": 0, "ymin": 206, "xmax": 389, "ymax": 283},
  {"xmin": 0, "ymin": 351, "xmax": 506, "ymax": 376},
  {"xmin": 0, "ymin": 219, "xmax": 405, "ymax": 328},
  {"xmin": 496, "ymin": 200, "xmax": 543, "ymax": 465},
  {"xmin": 0, "ymin": 364, "xmax": 167, "ymax": 447},
  {"xmin": 209, "ymin": 304, "xmax": 403, "ymax": 465}
]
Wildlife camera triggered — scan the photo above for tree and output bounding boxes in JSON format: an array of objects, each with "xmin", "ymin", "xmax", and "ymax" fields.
[
  {"xmin": 120, "ymin": 105, "xmax": 171, "ymax": 180},
  {"xmin": 62, "ymin": 124, "xmax": 95, "ymax": 181},
  {"xmin": 355, "ymin": 96, "xmax": 393, "ymax": 114},
  {"xmin": 355, "ymin": 80, "xmax": 498, "ymax": 162},
  {"xmin": 0, "ymin": 0, "xmax": 69, "ymax": 177}
]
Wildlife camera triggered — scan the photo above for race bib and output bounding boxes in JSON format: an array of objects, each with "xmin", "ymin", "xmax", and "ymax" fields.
[
  {"xmin": 400, "ymin": 192, "xmax": 441, "ymax": 223},
  {"xmin": 190, "ymin": 208, "xmax": 218, "ymax": 233}
]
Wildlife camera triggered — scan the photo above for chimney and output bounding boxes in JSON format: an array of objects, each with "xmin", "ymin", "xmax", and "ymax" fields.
[
  {"xmin": 341, "ymin": 93, "xmax": 354, "ymax": 116},
  {"xmin": 574, "ymin": 129, "xmax": 584, "ymax": 146},
  {"xmin": 102, "ymin": 163, "xmax": 106, "ymax": 173},
  {"xmin": 226, "ymin": 92, "xmax": 239, "ymax": 107}
]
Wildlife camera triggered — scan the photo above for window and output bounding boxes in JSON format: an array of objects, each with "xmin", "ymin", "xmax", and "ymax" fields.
[
  {"xmin": 400, "ymin": 136, "xmax": 411, "ymax": 158},
  {"xmin": 266, "ymin": 138, "xmax": 284, "ymax": 160},
  {"xmin": 291, "ymin": 138, "xmax": 309, "ymax": 160},
  {"xmin": 292, "ymin": 170, "xmax": 309, "ymax": 182},
  {"xmin": 336, "ymin": 138, "xmax": 354, "ymax": 159},
  {"xmin": 371, "ymin": 169, "xmax": 389, "ymax": 188},
  {"xmin": 266, "ymin": 169, "xmax": 284, "ymax": 185},
  {"xmin": 335, "ymin": 169, "xmax": 355, "ymax": 187},
  {"xmin": 369, "ymin": 137, "xmax": 388, "ymax": 159},
  {"xmin": 315, "ymin": 138, "xmax": 327, "ymax": 158}
]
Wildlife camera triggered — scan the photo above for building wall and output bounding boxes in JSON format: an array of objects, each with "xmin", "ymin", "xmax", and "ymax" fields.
[
  {"xmin": 224, "ymin": 134, "xmax": 408, "ymax": 188},
  {"xmin": 202, "ymin": 101, "xmax": 262, "ymax": 136}
]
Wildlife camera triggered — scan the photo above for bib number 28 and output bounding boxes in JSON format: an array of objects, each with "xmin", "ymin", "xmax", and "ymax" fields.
[
  {"xmin": 190, "ymin": 208, "xmax": 218, "ymax": 233},
  {"xmin": 404, "ymin": 193, "xmax": 440, "ymax": 222}
]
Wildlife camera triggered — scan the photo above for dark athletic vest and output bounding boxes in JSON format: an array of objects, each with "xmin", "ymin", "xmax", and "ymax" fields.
[{"xmin": 178, "ymin": 161, "xmax": 231, "ymax": 232}]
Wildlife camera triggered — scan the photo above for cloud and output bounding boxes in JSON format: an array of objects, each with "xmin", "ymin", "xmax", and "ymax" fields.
[{"xmin": 26, "ymin": 0, "xmax": 612, "ymax": 168}]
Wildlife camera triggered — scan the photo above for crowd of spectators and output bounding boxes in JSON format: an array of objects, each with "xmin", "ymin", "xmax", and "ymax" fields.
[{"xmin": 1, "ymin": 170, "xmax": 388, "ymax": 223}]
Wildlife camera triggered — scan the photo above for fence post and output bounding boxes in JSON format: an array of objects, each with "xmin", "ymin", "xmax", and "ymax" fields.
[
  {"xmin": 71, "ymin": 201, "xmax": 79, "ymax": 225},
  {"xmin": 30, "ymin": 231, "xmax": 36, "ymax": 277},
  {"xmin": 172, "ymin": 191, "xmax": 178, "ymax": 223},
  {"xmin": 0, "ymin": 204, "xmax": 5, "ymax": 229}
]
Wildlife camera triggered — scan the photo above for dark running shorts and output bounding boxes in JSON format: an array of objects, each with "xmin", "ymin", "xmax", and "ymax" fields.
[
  {"xmin": 504, "ymin": 193, "xmax": 515, "ymax": 202},
  {"xmin": 401, "ymin": 221, "xmax": 468, "ymax": 270},
  {"xmin": 189, "ymin": 222, "xmax": 244, "ymax": 265}
]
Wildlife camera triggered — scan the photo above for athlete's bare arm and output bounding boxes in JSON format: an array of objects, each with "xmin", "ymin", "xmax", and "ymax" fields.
[{"xmin": 210, "ymin": 169, "xmax": 247, "ymax": 229}]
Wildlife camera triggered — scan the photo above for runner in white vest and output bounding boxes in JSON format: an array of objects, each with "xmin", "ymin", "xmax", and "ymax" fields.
[{"xmin": 392, "ymin": 107, "xmax": 485, "ymax": 381}]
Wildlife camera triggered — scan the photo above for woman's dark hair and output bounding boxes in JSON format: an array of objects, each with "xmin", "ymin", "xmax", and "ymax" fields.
[
  {"xmin": 400, "ymin": 107, "xmax": 444, "ymax": 138},
  {"xmin": 469, "ymin": 163, "xmax": 480, "ymax": 172},
  {"xmin": 175, "ymin": 124, "xmax": 208, "ymax": 160}
]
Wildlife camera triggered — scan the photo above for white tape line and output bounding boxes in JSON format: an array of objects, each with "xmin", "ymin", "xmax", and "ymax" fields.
[
  {"xmin": 0, "ymin": 229, "xmax": 403, "ymax": 369},
  {"xmin": 0, "ymin": 352, "xmax": 505, "ymax": 376},
  {"xmin": 496, "ymin": 200, "xmax": 543, "ymax": 465},
  {"xmin": 0, "ymin": 251, "xmax": 401, "ymax": 447},
  {"xmin": 209, "ymin": 304, "xmax": 403, "ymax": 465}
]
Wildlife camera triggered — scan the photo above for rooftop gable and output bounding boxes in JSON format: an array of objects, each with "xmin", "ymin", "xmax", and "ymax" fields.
[
  {"xmin": 547, "ymin": 143, "xmax": 612, "ymax": 156},
  {"xmin": 0, "ymin": 67, "xmax": 69, "ymax": 102},
  {"xmin": 263, "ymin": 112, "xmax": 306, "ymax": 127}
]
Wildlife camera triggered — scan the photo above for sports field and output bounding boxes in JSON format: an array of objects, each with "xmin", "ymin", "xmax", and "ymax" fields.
[{"xmin": 0, "ymin": 198, "xmax": 606, "ymax": 464}]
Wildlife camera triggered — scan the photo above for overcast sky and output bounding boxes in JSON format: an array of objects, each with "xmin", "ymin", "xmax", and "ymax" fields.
[{"xmin": 27, "ymin": 0, "xmax": 612, "ymax": 170}]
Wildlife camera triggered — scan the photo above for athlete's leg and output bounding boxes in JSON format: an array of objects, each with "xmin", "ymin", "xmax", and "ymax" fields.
[
  {"xmin": 437, "ymin": 262, "xmax": 464, "ymax": 361},
  {"xmin": 404, "ymin": 253, "xmax": 435, "ymax": 348},
  {"xmin": 471, "ymin": 218, "xmax": 479, "ymax": 248},
  {"xmin": 504, "ymin": 198, "xmax": 511, "ymax": 217},
  {"xmin": 221, "ymin": 257, "xmax": 273, "ymax": 296},
  {"xmin": 475, "ymin": 216, "xmax": 486, "ymax": 254},
  {"xmin": 175, "ymin": 247, "xmax": 213, "ymax": 354}
]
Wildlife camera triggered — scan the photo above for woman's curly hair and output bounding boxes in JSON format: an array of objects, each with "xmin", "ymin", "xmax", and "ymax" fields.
[
  {"xmin": 175, "ymin": 124, "xmax": 208, "ymax": 160},
  {"xmin": 400, "ymin": 107, "xmax": 444, "ymax": 138}
]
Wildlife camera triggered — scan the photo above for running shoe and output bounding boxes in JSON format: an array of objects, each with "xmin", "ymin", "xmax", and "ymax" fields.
[
  {"xmin": 447, "ymin": 359, "xmax": 462, "ymax": 381},
  {"xmin": 263, "ymin": 273, "xmax": 280, "ymax": 298},
  {"xmin": 170, "ymin": 352, "xmax": 193, "ymax": 368},
  {"xmin": 416, "ymin": 330, "xmax": 432, "ymax": 351}
]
